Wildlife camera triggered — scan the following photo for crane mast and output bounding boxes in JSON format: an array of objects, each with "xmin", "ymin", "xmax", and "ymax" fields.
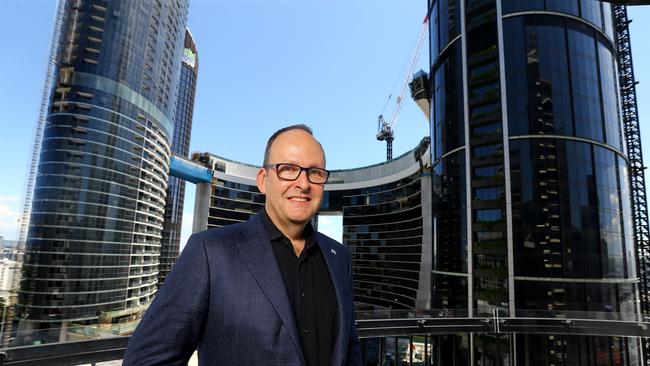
[{"xmin": 613, "ymin": 5, "xmax": 650, "ymax": 363}]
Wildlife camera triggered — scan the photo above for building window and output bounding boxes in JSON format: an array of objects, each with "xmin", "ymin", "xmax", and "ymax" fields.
[
  {"xmin": 474, "ymin": 186, "xmax": 503, "ymax": 201},
  {"xmin": 473, "ymin": 144, "xmax": 501, "ymax": 158},
  {"xmin": 473, "ymin": 165, "xmax": 503, "ymax": 179},
  {"xmin": 475, "ymin": 209, "xmax": 503, "ymax": 223},
  {"xmin": 475, "ymin": 231, "xmax": 503, "ymax": 242},
  {"xmin": 472, "ymin": 122, "xmax": 501, "ymax": 137}
]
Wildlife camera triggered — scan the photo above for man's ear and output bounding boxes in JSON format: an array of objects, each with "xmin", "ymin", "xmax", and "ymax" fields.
[{"xmin": 256, "ymin": 167, "xmax": 267, "ymax": 194}]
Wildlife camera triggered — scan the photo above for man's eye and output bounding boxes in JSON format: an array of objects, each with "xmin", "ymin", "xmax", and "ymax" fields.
[{"xmin": 278, "ymin": 165, "xmax": 298, "ymax": 174}]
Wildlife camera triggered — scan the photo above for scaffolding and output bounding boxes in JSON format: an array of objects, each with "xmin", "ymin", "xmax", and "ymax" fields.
[
  {"xmin": 17, "ymin": 0, "xmax": 65, "ymax": 248},
  {"xmin": 613, "ymin": 5, "xmax": 650, "ymax": 363}
]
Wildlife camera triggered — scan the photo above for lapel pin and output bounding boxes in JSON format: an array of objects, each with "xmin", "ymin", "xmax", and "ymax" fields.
[{"xmin": 330, "ymin": 249, "xmax": 337, "ymax": 255}]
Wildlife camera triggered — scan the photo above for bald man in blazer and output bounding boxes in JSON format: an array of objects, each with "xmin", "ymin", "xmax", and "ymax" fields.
[{"xmin": 124, "ymin": 125, "xmax": 361, "ymax": 365}]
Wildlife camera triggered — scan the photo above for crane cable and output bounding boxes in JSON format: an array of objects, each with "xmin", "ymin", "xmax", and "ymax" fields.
[
  {"xmin": 389, "ymin": 15, "xmax": 429, "ymax": 128},
  {"xmin": 379, "ymin": 15, "xmax": 429, "ymax": 132}
]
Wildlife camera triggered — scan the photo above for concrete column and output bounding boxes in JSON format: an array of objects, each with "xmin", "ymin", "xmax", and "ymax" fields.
[
  {"xmin": 58, "ymin": 321, "xmax": 68, "ymax": 343},
  {"xmin": 416, "ymin": 173, "xmax": 433, "ymax": 310},
  {"xmin": 192, "ymin": 182, "xmax": 211, "ymax": 233}
]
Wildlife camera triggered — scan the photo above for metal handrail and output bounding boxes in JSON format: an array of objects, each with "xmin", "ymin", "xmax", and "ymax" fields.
[{"xmin": 3, "ymin": 315, "xmax": 650, "ymax": 365}]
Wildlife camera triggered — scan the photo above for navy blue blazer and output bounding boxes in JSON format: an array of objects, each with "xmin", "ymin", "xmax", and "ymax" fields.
[{"xmin": 123, "ymin": 214, "xmax": 361, "ymax": 365}]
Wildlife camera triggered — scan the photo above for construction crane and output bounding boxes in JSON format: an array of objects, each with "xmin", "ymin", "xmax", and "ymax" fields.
[
  {"xmin": 377, "ymin": 15, "xmax": 429, "ymax": 161},
  {"xmin": 613, "ymin": 5, "xmax": 650, "ymax": 363}
]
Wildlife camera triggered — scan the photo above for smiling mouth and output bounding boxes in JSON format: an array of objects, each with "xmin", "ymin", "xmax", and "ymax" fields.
[{"xmin": 288, "ymin": 197, "xmax": 309, "ymax": 202}]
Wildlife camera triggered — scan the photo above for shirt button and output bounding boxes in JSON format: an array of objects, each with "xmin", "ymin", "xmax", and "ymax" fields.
[
  {"xmin": 303, "ymin": 329, "xmax": 309, "ymax": 334},
  {"xmin": 300, "ymin": 293, "xmax": 306, "ymax": 299}
]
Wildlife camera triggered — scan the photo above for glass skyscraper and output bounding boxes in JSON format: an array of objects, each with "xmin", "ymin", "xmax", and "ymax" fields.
[
  {"xmin": 158, "ymin": 29, "xmax": 198, "ymax": 287},
  {"xmin": 430, "ymin": 0, "xmax": 640, "ymax": 363},
  {"xmin": 16, "ymin": 0, "xmax": 189, "ymax": 344}
]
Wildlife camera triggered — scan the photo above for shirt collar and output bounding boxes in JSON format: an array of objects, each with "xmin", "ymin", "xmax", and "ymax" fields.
[{"xmin": 260, "ymin": 209, "xmax": 317, "ymax": 250}]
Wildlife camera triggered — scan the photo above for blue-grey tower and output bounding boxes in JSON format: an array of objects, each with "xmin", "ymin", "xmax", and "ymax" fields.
[
  {"xmin": 16, "ymin": 0, "xmax": 189, "ymax": 344},
  {"xmin": 158, "ymin": 29, "xmax": 198, "ymax": 287}
]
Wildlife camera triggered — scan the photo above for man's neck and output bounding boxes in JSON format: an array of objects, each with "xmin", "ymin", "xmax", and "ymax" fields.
[
  {"xmin": 280, "ymin": 225, "xmax": 308, "ymax": 257},
  {"xmin": 264, "ymin": 208, "xmax": 309, "ymax": 255}
]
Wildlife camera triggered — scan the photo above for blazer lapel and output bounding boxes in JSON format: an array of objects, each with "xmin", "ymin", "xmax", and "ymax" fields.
[
  {"xmin": 236, "ymin": 215, "xmax": 304, "ymax": 362},
  {"xmin": 317, "ymin": 234, "xmax": 348, "ymax": 366}
]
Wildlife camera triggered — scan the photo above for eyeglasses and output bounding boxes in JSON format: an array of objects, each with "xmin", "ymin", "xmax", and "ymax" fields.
[{"xmin": 264, "ymin": 163, "xmax": 330, "ymax": 184}]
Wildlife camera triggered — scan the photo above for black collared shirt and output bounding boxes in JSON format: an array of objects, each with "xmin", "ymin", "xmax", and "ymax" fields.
[{"xmin": 260, "ymin": 210, "xmax": 338, "ymax": 366}]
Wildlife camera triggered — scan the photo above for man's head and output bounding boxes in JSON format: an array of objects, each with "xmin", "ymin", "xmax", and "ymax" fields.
[
  {"xmin": 262, "ymin": 124, "xmax": 326, "ymax": 166},
  {"xmin": 257, "ymin": 124, "xmax": 327, "ymax": 236}
]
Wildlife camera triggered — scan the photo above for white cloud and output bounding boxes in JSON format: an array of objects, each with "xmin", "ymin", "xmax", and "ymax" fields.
[
  {"xmin": 0, "ymin": 197, "xmax": 21, "ymax": 240},
  {"xmin": 0, "ymin": 195, "xmax": 19, "ymax": 204}
]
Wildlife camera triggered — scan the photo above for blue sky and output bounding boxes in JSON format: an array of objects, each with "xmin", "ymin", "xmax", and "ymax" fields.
[{"xmin": 0, "ymin": 1, "xmax": 649, "ymax": 246}]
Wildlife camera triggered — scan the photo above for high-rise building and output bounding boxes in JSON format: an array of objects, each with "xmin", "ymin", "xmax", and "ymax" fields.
[
  {"xmin": 0, "ymin": 258, "xmax": 20, "ymax": 304},
  {"xmin": 16, "ymin": 0, "xmax": 189, "ymax": 345},
  {"xmin": 158, "ymin": 29, "xmax": 198, "ymax": 287},
  {"xmin": 429, "ymin": 0, "xmax": 641, "ymax": 363}
]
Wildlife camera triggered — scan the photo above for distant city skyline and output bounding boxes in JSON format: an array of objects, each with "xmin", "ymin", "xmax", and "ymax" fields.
[{"xmin": 1, "ymin": 2, "xmax": 650, "ymax": 249}]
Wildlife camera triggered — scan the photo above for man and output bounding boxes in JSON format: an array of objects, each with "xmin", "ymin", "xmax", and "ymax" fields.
[{"xmin": 123, "ymin": 125, "xmax": 361, "ymax": 365}]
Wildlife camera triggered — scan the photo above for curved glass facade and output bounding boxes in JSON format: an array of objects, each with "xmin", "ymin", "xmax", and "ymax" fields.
[
  {"xmin": 432, "ymin": 150, "xmax": 468, "ymax": 312},
  {"xmin": 17, "ymin": 0, "xmax": 189, "ymax": 343},
  {"xmin": 502, "ymin": 2, "xmax": 634, "ymax": 319},
  {"xmin": 429, "ymin": 0, "xmax": 640, "ymax": 363},
  {"xmin": 194, "ymin": 138, "xmax": 433, "ymax": 312},
  {"xmin": 334, "ymin": 171, "xmax": 427, "ymax": 311},
  {"xmin": 208, "ymin": 178, "xmax": 265, "ymax": 227},
  {"xmin": 159, "ymin": 29, "xmax": 199, "ymax": 287}
]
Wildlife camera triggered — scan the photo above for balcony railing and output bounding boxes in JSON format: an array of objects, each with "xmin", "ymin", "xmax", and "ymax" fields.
[{"xmin": 3, "ymin": 310, "xmax": 650, "ymax": 365}]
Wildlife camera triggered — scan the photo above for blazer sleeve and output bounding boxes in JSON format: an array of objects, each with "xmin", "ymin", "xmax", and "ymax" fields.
[
  {"xmin": 123, "ymin": 233, "xmax": 210, "ymax": 365},
  {"xmin": 345, "ymin": 253, "xmax": 362, "ymax": 366}
]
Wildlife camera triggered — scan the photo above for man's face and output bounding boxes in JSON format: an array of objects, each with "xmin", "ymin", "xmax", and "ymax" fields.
[{"xmin": 256, "ymin": 129, "xmax": 325, "ymax": 233}]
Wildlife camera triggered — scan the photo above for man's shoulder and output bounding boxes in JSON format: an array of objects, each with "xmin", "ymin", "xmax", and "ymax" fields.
[
  {"xmin": 192, "ymin": 223, "xmax": 241, "ymax": 240},
  {"xmin": 189, "ymin": 215, "xmax": 262, "ymax": 245}
]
